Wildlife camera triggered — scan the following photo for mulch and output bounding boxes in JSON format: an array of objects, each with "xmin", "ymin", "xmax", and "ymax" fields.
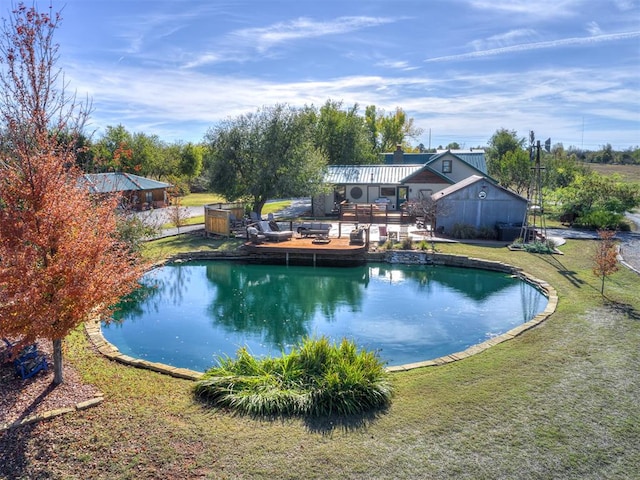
[{"xmin": 0, "ymin": 339, "xmax": 101, "ymax": 429}]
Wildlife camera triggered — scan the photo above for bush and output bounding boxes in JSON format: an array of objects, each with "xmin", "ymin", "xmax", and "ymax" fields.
[
  {"xmin": 574, "ymin": 209, "xmax": 624, "ymax": 230},
  {"xmin": 193, "ymin": 337, "xmax": 394, "ymax": 417},
  {"xmin": 449, "ymin": 224, "xmax": 499, "ymax": 240},
  {"xmin": 523, "ymin": 240, "xmax": 555, "ymax": 254},
  {"xmin": 400, "ymin": 237, "xmax": 413, "ymax": 250}
]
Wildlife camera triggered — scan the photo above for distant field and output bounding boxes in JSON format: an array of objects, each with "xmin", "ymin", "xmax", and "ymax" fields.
[{"xmin": 585, "ymin": 163, "xmax": 640, "ymax": 183}]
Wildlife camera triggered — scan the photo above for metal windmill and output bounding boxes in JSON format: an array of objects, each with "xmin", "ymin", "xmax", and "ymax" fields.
[{"xmin": 520, "ymin": 131, "xmax": 551, "ymax": 244}]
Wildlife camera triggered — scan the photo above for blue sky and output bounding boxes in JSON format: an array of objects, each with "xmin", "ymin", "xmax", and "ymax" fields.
[{"xmin": 42, "ymin": 0, "xmax": 640, "ymax": 150}]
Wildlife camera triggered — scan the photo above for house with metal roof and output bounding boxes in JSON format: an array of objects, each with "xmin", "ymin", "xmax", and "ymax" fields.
[
  {"xmin": 312, "ymin": 146, "xmax": 493, "ymax": 216},
  {"xmin": 82, "ymin": 172, "xmax": 172, "ymax": 210}
]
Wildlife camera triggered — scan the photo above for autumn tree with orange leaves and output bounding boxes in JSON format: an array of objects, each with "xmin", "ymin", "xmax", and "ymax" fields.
[
  {"xmin": 592, "ymin": 229, "xmax": 619, "ymax": 295},
  {"xmin": 0, "ymin": 4, "xmax": 148, "ymax": 384}
]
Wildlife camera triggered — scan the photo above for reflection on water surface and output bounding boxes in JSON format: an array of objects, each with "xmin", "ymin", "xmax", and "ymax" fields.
[{"xmin": 103, "ymin": 261, "xmax": 547, "ymax": 371}]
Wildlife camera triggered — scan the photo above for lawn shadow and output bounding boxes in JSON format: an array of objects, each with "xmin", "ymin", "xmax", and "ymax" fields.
[
  {"xmin": 604, "ymin": 299, "xmax": 640, "ymax": 320},
  {"xmin": 192, "ymin": 397, "xmax": 389, "ymax": 435},
  {"xmin": 0, "ymin": 422, "xmax": 42, "ymax": 479},
  {"xmin": 301, "ymin": 407, "xmax": 389, "ymax": 435},
  {"xmin": 0, "ymin": 381, "xmax": 59, "ymax": 479},
  {"xmin": 534, "ymin": 253, "xmax": 585, "ymax": 288}
]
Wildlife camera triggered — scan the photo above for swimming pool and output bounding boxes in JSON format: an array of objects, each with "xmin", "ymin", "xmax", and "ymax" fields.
[{"xmin": 102, "ymin": 261, "xmax": 548, "ymax": 371}]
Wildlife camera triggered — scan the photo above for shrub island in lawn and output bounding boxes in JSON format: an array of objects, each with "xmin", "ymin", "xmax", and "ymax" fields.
[{"xmin": 193, "ymin": 336, "xmax": 394, "ymax": 416}]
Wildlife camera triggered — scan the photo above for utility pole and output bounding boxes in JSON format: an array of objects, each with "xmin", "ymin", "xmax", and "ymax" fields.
[{"xmin": 520, "ymin": 131, "xmax": 550, "ymax": 244}]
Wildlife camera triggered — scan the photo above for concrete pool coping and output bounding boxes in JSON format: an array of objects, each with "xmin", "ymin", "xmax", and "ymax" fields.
[{"xmin": 85, "ymin": 251, "xmax": 558, "ymax": 380}]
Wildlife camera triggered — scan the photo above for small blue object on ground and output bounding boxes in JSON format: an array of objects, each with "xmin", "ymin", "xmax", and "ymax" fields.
[{"xmin": 5, "ymin": 340, "xmax": 49, "ymax": 380}]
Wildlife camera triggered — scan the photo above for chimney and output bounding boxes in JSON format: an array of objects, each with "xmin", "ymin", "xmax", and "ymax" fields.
[{"xmin": 393, "ymin": 144, "xmax": 403, "ymax": 164}]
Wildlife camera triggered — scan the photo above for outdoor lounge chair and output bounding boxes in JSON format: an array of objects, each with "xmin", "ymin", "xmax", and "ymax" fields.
[
  {"xmin": 14, "ymin": 346, "xmax": 48, "ymax": 379},
  {"xmin": 247, "ymin": 225, "xmax": 266, "ymax": 244},
  {"xmin": 2, "ymin": 339, "xmax": 48, "ymax": 379},
  {"xmin": 229, "ymin": 213, "xmax": 244, "ymax": 228},
  {"xmin": 257, "ymin": 221, "xmax": 293, "ymax": 242}
]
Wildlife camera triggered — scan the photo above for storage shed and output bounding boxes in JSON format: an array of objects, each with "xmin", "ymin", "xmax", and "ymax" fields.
[{"xmin": 431, "ymin": 175, "xmax": 527, "ymax": 239}]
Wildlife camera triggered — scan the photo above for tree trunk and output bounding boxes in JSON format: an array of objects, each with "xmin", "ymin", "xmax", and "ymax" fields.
[
  {"xmin": 53, "ymin": 338, "xmax": 64, "ymax": 385},
  {"xmin": 253, "ymin": 198, "xmax": 267, "ymax": 218}
]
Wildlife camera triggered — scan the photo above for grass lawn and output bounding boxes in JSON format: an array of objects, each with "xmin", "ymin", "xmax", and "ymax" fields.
[
  {"xmin": 1, "ymin": 238, "xmax": 638, "ymax": 479},
  {"xmin": 179, "ymin": 192, "xmax": 226, "ymax": 207},
  {"xmin": 178, "ymin": 193, "xmax": 293, "ymax": 216}
]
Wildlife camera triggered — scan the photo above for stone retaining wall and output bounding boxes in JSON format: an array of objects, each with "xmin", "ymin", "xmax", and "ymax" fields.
[{"xmin": 85, "ymin": 250, "xmax": 557, "ymax": 376}]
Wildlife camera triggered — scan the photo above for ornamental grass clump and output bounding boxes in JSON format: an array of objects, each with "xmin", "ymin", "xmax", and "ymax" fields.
[{"xmin": 193, "ymin": 337, "xmax": 394, "ymax": 416}]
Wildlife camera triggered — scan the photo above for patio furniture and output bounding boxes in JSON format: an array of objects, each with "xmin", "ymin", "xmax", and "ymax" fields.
[
  {"xmin": 247, "ymin": 226, "xmax": 266, "ymax": 244},
  {"xmin": 349, "ymin": 228, "xmax": 365, "ymax": 245},
  {"xmin": 312, "ymin": 236, "xmax": 331, "ymax": 245},
  {"xmin": 15, "ymin": 348, "xmax": 48, "ymax": 380},
  {"xmin": 258, "ymin": 221, "xmax": 293, "ymax": 242},
  {"xmin": 296, "ymin": 222, "xmax": 332, "ymax": 238},
  {"xmin": 5, "ymin": 340, "xmax": 48, "ymax": 380},
  {"xmin": 378, "ymin": 225, "xmax": 388, "ymax": 243},
  {"xmin": 229, "ymin": 213, "xmax": 245, "ymax": 229}
]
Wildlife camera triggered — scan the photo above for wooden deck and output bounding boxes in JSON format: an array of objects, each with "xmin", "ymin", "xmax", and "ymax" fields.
[{"xmin": 243, "ymin": 236, "xmax": 368, "ymax": 265}]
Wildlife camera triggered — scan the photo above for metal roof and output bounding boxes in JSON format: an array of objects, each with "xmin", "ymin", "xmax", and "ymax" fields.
[
  {"xmin": 379, "ymin": 149, "xmax": 487, "ymax": 174},
  {"xmin": 82, "ymin": 173, "xmax": 171, "ymax": 194},
  {"xmin": 428, "ymin": 151, "xmax": 487, "ymax": 174},
  {"xmin": 432, "ymin": 174, "xmax": 526, "ymax": 202},
  {"xmin": 325, "ymin": 164, "xmax": 425, "ymax": 184},
  {"xmin": 380, "ymin": 152, "xmax": 436, "ymax": 164}
]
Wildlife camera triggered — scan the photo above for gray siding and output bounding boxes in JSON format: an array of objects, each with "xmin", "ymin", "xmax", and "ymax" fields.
[{"xmin": 435, "ymin": 182, "xmax": 526, "ymax": 233}]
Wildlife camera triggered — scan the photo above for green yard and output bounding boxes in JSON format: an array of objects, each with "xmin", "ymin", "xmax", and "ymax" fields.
[{"xmin": 2, "ymin": 238, "xmax": 639, "ymax": 479}]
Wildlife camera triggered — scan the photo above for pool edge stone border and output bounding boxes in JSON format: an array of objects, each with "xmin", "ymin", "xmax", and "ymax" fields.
[{"xmin": 85, "ymin": 250, "xmax": 557, "ymax": 377}]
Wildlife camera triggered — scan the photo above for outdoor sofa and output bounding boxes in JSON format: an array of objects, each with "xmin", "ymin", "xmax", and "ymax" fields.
[{"xmin": 296, "ymin": 222, "xmax": 332, "ymax": 237}]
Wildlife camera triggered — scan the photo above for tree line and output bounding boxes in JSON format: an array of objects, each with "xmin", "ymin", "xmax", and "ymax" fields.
[{"xmin": 486, "ymin": 129, "xmax": 640, "ymax": 230}]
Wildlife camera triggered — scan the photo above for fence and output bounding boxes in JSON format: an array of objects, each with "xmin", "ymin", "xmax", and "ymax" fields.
[{"xmin": 204, "ymin": 202, "xmax": 245, "ymax": 237}]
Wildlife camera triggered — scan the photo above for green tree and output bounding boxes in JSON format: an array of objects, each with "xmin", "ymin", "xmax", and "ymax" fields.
[
  {"xmin": 205, "ymin": 104, "xmax": 327, "ymax": 215},
  {"xmin": 552, "ymin": 171, "xmax": 640, "ymax": 229},
  {"xmin": 179, "ymin": 142, "xmax": 204, "ymax": 179},
  {"xmin": 544, "ymin": 148, "xmax": 591, "ymax": 189},
  {"xmin": 314, "ymin": 99, "xmax": 376, "ymax": 165},
  {"xmin": 91, "ymin": 124, "xmax": 133, "ymax": 172},
  {"xmin": 131, "ymin": 132, "xmax": 166, "ymax": 178},
  {"xmin": 486, "ymin": 128, "xmax": 527, "ymax": 184},
  {"xmin": 497, "ymin": 149, "xmax": 532, "ymax": 195},
  {"xmin": 364, "ymin": 105, "xmax": 422, "ymax": 153}
]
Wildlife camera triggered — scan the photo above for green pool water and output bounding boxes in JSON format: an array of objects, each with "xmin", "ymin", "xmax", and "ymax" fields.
[{"xmin": 102, "ymin": 260, "xmax": 547, "ymax": 371}]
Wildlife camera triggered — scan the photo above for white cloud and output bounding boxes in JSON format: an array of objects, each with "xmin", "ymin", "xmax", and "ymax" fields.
[
  {"xmin": 425, "ymin": 31, "xmax": 640, "ymax": 62},
  {"xmin": 62, "ymin": 55, "xmax": 639, "ymax": 150},
  {"xmin": 465, "ymin": 0, "xmax": 583, "ymax": 17},
  {"xmin": 586, "ymin": 21, "xmax": 602, "ymax": 35},
  {"xmin": 613, "ymin": 0, "xmax": 637, "ymax": 11},
  {"xmin": 375, "ymin": 59, "xmax": 420, "ymax": 71},
  {"xmin": 231, "ymin": 16, "xmax": 398, "ymax": 54},
  {"xmin": 469, "ymin": 29, "xmax": 538, "ymax": 51}
]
